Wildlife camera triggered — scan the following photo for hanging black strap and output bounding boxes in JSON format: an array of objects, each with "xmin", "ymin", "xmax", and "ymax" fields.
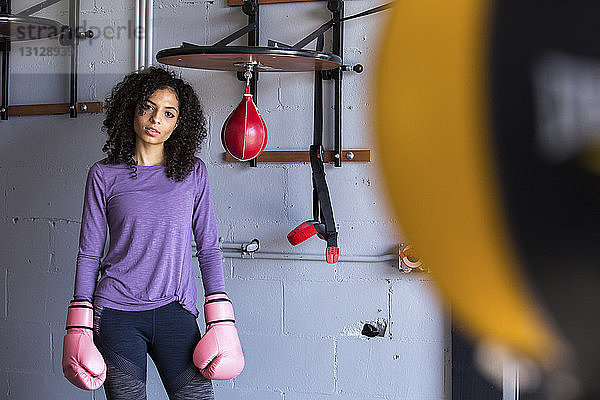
[
  {"xmin": 310, "ymin": 33, "xmax": 337, "ymax": 250},
  {"xmin": 310, "ymin": 145, "xmax": 337, "ymax": 247}
]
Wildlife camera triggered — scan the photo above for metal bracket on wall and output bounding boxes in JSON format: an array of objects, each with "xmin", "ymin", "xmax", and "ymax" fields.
[
  {"xmin": 5, "ymin": 101, "xmax": 103, "ymax": 116},
  {"xmin": 224, "ymin": 149, "xmax": 370, "ymax": 163},
  {"xmin": 228, "ymin": 0, "xmax": 392, "ymax": 166},
  {"xmin": 156, "ymin": 0, "xmax": 391, "ymax": 263},
  {"xmin": 158, "ymin": 0, "xmax": 392, "ymax": 167},
  {"xmin": 0, "ymin": 0, "xmax": 96, "ymax": 121}
]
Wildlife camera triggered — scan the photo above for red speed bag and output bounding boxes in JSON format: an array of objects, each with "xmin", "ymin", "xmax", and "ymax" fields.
[{"xmin": 221, "ymin": 93, "xmax": 268, "ymax": 161}]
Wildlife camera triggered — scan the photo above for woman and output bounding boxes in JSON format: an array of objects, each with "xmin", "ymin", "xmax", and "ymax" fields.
[{"xmin": 61, "ymin": 66, "xmax": 244, "ymax": 400}]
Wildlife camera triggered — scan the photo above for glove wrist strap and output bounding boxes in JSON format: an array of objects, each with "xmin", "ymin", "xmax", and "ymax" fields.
[
  {"xmin": 204, "ymin": 297, "xmax": 235, "ymax": 326},
  {"xmin": 66, "ymin": 301, "xmax": 94, "ymax": 330}
]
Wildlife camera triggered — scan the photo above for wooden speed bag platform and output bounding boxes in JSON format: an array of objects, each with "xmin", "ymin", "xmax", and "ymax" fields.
[{"xmin": 156, "ymin": 45, "xmax": 342, "ymax": 72}]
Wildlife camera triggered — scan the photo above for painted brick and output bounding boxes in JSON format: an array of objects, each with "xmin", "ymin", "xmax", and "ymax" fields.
[
  {"xmin": 205, "ymin": 0, "xmax": 247, "ymax": 46},
  {"xmin": 152, "ymin": 4, "xmax": 207, "ymax": 51},
  {"xmin": 334, "ymin": 221, "xmax": 401, "ymax": 258},
  {"xmin": 6, "ymin": 270, "xmax": 40, "ymax": 321},
  {"xmin": 197, "ymin": 71, "xmax": 244, "ymax": 118},
  {"xmin": 326, "ymin": 164, "xmax": 395, "ymax": 224},
  {"xmin": 286, "ymin": 164, "xmax": 395, "ymax": 224},
  {"xmin": 0, "ymin": 115, "xmax": 46, "ymax": 167},
  {"xmin": 0, "ymin": 167, "xmax": 6, "ymax": 219},
  {"xmin": 51, "ymin": 323, "xmax": 64, "ymax": 376},
  {"xmin": 91, "ymin": 72, "xmax": 132, "ymax": 104},
  {"xmin": 340, "ymin": 104, "xmax": 377, "ymax": 148},
  {"xmin": 0, "ymin": 269, "xmax": 5, "ymax": 320},
  {"xmin": 222, "ymin": 279, "xmax": 283, "ymax": 335},
  {"xmin": 284, "ymin": 281, "xmax": 388, "ymax": 336},
  {"xmin": 259, "ymin": 2, "xmax": 330, "ymax": 48},
  {"xmin": 285, "ymin": 165, "xmax": 315, "ymax": 222},
  {"xmin": 7, "ymin": 372, "xmax": 93, "ymax": 400},
  {"xmin": 260, "ymin": 107, "xmax": 314, "ymax": 150},
  {"xmin": 390, "ymin": 277, "xmax": 447, "ymax": 342},
  {"xmin": 276, "ymin": 74, "xmax": 314, "ymax": 114},
  {"xmin": 334, "ymin": 261, "xmax": 400, "ymax": 283},
  {"xmin": 284, "ymin": 392, "xmax": 388, "ymax": 400},
  {"xmin": 6, "ymin": 167, "xmax": 88, "ymax": 220},
  {"xmin": 336, "ymin": 338, "xmax": 445, "ymax": 398},
  {"xmin": 234, "ymin": 334, "xmax": 334, "ymax": 393},
  {"xmin": 43, "ymin": 115, "xmax": 106, "ymax": 170},
  {"xmin": 0, "ymin": 320, "xmax": 52, "ymax": 374},
  {"xmin": 0, "ymin": 219, "xmax": 49, "ymax": 273},
  {"xmin": 0, "ymin": 372, "xmax": 7, "ymax": 399},
  {"xmin": 214, "ymin": 386, "xmax": 283, "ymax": 400},
  {"xmin": 203, "ymin": 112, "xmax": 227, "ymax": 164},
  {"xmin": 73, "ymin": 14, "xmax": 135, "ymax": 68},
  {"xmin": 52, "ymin": 220, "xmax": 82, "ymax": 275},
  {"xmin": 210, "ymin": 166, "xmax": 286, "ymax": 223},
  {"xmin": 213, "ymin": 379, "xmax": 233, "ymax": 392},
  {"xmin": 233, "ymin": 258, "xmax": 335, "ymax": 282},
  {"xmin": 45, "ymin": 272, "xmax": 77, "ymax": 323},
  {"xmin": 245, "ymin": 74, "xmax": 281, "ymax": 114},
  {"xmin": 7, "ymin": 72, "xmax": 70, "ymax": 105},
  {"xmin": 195, "ymin": 276, "xmax": 283, "ymax": 334},
  {"xmin": 81, "ymin": 0, "xmax": 129, "ymax": 11}
]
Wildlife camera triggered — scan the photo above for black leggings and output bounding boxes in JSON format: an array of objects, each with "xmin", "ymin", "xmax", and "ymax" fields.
[{"xmin": 93, "ymin": 301, "xmax": 214, "ymax": 400}]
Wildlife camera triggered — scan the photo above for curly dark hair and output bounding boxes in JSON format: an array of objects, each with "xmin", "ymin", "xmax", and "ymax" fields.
[{"xmin": 102, "ymin": 66, "xmax": 207, "ymax": 182}]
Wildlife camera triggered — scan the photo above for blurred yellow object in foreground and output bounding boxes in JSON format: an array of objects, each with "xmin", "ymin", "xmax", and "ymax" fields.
[{"xmin": 374, "ymin": 0, "xmax": 564, "ymax": 366}]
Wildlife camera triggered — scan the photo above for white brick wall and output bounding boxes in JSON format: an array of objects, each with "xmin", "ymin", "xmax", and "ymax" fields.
[{"xmin": 0, "ymin": 0, "xmax": 449, "ymax": 399}]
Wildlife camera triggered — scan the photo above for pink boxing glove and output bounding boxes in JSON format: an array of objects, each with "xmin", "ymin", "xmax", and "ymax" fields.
[
  {"xmin": 62, "ymin": 301, "xmax": 106, "ymax": 390},
  {"xmin": 193, "ymin": 293, "xmax": 245, "ymax": 380}
]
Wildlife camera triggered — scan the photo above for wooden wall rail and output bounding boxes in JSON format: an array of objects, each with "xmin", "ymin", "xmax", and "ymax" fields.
[
  {"xmin": 225, "ymin": 149, "xmax": 371, "ymax": 163},
  {"xmin": 6, "ymin": 102, "xmax": 103, "ymax": 117}
]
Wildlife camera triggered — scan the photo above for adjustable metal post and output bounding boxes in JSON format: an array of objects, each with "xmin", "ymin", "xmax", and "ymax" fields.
[
  {"xmin": 1, "ymin": 0, "xmax": 10, "ymax": 120},
  {"xmin": 329, "ymin": 0, "xmax": 343, "ymax": 167},
  {"xmin": 243, "ymin": 0, "xmax": 259, "ymax": 166},
  {"xmin": 69, "ymin": 0, "xmax": 78, "ymax": 117}
]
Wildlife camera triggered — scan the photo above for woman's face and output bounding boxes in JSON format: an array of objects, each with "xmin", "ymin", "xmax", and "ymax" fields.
[{"xmin": 133, "ymin": 88, "xmax": 180, "ymax": 149}]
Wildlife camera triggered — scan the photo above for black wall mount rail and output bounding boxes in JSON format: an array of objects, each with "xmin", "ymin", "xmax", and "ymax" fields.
[
  {"xmin": 0, "ymin": 0, "xmax": 94, "ymax": 120},
  {"xmin": 157, "ymin": 0, "xmax": 391, "ymax": 263}
]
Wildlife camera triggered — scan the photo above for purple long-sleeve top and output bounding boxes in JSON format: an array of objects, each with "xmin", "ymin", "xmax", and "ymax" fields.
[{"xmin": 73, "ymin": 157, "xmax": 225, "ymax": 317}]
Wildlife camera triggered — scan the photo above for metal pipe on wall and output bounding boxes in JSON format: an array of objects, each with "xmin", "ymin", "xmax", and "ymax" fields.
[
  {"xmin": 138, "ymin": 0, "xmax": 146, "ymax": 70},
  {"xmin": 145, "ymin": 0, "xmax": 153, "ymax": 67},
  {"xmin": 134, "ymin": 0, "xmax": 140, "ymax": 70},
  {"xmin": 1, "ymin": 0, "xmax": 10, "ymax": 120},
  {"xmin": 221, "ymin": 250, "xmax": 397, "ymax": 263},
  {"xmin": 69, "ymin": 0, "xmax": 79, "ymax": 118},
  {"xmin": 218, "ymin": 240, "xmax": 398, "ymax": 264}
]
